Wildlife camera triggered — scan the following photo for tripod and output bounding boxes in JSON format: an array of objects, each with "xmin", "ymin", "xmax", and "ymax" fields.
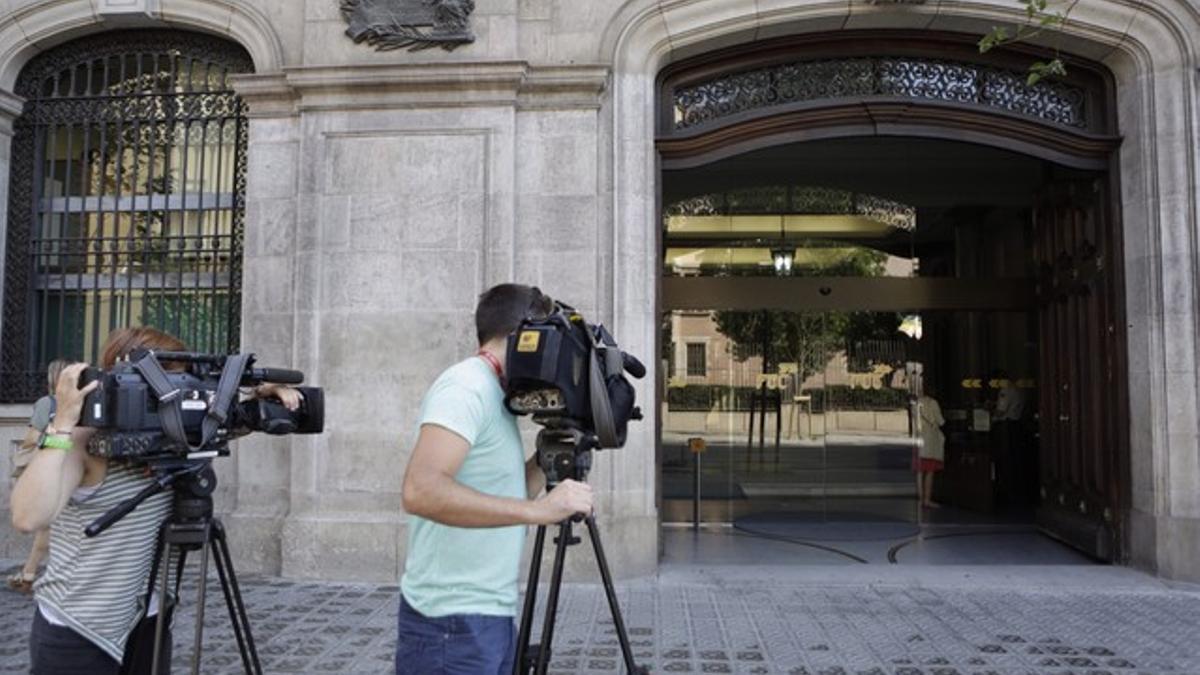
[
  {"xmin": 513, "ymin": 427, "xmax": 649, "ymax": 675},
  {"xmin": 87, "ymin": 462, "xmax": 261, "ymax": 675}
]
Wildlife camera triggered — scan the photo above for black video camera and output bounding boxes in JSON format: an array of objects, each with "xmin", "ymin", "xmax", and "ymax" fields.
[
  {"xmin": 503, "ymin": 302, "xmax": 645, "ymax": 449},
  {"xmin": 78, "ymin": 350, "xmax": 324, "ymax": 462}
]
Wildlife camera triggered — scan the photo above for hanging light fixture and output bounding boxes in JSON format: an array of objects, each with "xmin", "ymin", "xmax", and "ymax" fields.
[
  {"xmin": 771, "ymin": 246, "xmax": 794, "ymax": 275},
  {"xmin": 770, "ymin": 217, "xmax": 793, "ymax": 276}
]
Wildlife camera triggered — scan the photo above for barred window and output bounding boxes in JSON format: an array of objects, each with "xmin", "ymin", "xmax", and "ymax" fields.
[
  {"xmin": 686, "ymin": 343, "xmax": 707, "ymax": 377},
  {"xmin": 1, "ymin": 31, "xmax": 253, "ymax": 401}
]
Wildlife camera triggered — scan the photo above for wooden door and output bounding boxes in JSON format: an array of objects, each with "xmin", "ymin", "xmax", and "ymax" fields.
[{"xmin": 1033, "ymin": 178, "xmax": 1127, "ymax": 561}]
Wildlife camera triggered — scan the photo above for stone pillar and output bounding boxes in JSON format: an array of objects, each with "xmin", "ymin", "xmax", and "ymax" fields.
[
  {"xmin": 512, "ymin": 68, "xmax": 657, "ymax": 579},
  {"xmin": 221, "ymin": 73, "xmax": 300, "ymax": 574},
  {"xmin": 222, "ymin": 61, "xmax": 654, "ymax": 582},
  {"xmin": 267, "ymin": 64, "xmax": 535, "ymax": 582},
  {"xmin": 0, "ymin": 90, "xmax": 25, "ymax": 559},
  {"xmin": 0, "ymin": 89, "xmax": 22, "ymax": 356}
]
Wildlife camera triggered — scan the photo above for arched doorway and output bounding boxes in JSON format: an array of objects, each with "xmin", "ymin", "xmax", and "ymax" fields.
[
  {"xmin": 0, "ymin": 30, "xmax": 254, "ymax": 401},
  {"xmin": 656, "ymin": 32, "xmax": 1128, "ymax": 565}
]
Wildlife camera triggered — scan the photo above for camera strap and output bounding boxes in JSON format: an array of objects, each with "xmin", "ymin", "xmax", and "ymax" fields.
[
  {"xmin": 133, "ymin": 352, "xmax": 252, "ymax": 453},
  {"xmin": 588, "ymin": 331, "xmax": 619, "ymax": 448}
]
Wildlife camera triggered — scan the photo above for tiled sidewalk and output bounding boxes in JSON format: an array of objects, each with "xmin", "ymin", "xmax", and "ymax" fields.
[{"xmin": 3, "ymin": 562, "xmax": 1199, "ymax": 674}]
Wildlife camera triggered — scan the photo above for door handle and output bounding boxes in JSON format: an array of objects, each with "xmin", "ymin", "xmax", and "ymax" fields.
[{"xmin": 1059, "ymin": 415, "xmax": 1070, "ymax": 422}]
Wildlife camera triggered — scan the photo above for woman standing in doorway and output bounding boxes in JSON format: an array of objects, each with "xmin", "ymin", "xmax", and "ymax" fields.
[{"xmin": 917, "ymin": 384, "xmax": 946, "ymax": 509}]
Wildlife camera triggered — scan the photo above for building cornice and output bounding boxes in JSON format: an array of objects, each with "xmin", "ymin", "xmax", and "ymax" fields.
[
  {"xmin": 231, "ymin": 62, "xmax": 610, "ymax": 115},
  {"xmin": 517, "ymin": 65, "xmax": 610, "ymax": 110},
  {"xmin": 228, "ymin": 72, "xmax": 298, "ymax": 118}
]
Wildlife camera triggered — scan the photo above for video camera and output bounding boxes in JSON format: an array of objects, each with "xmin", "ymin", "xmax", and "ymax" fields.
[
  {"xmin": 78, "ymin": 350, "xmax": 324, "ymax": 462},
  {"xmin": 503, "ymin": 302, "xmax": 645, "ymax": 453}
]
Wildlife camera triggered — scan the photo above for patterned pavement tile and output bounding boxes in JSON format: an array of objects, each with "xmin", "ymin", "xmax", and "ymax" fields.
[{"xmin": 2, "ymin": 560, "xmax": 1200, "ymax": 674}]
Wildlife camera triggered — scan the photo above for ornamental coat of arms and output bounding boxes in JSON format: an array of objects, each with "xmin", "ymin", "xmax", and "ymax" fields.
[{"xmin": 340, "ymin": 0, "xmax": 476, "ymax": 52}]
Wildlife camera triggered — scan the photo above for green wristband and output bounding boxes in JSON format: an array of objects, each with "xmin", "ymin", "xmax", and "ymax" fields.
[{"xmin": 40, "ymin": 434, "xmax": 74, "ymax": 451}]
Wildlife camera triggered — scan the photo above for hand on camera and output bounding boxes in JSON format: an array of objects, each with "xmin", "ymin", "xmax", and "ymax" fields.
[
  {"xmin": 50, "ymin": 363, "xmax": 99, "ymax": 435},
  {"xmin": 531, "ymin": 479, "xmax": 593, "ymax": 524},
  {"xmin": 254, "ymin": 383, "xmax": 303, "ymax": 411}
]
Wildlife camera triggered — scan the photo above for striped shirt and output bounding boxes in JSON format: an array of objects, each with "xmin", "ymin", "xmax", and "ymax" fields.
[{"xmin": 33, "ymin": 463, "xmax": 172, "ymax": 662}]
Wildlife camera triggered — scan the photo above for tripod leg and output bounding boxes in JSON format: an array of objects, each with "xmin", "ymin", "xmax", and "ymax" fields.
[
  {"xmin": 210, "ymin": 522, "xmax": 262, "ymax": 674},
  {"xmin": 533, "ymin": 521, "xmax": 572, "ymax": 675},
  {"xmin": 151, "ymin": 538, "xmax": 179, "ymax": 675},
  {"xmin": 190, "ymin": 525, "xmax": 213, "ymax": 675},
  {"xmin": 513, "ymin": 525, "xmax": 547, "ymax": 675},
  {"xmin": 583, "ymin": 515, "xmax": 642, "ymax": 674}
]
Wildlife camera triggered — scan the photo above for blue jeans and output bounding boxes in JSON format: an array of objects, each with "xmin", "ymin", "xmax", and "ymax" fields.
[{"xmin": 395, "ymin": 596, "xmax": 516, "ymax": 675}]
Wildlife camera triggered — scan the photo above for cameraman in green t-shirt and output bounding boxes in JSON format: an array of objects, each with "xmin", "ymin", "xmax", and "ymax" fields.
[{"xmin": 397, "ymin": 283, "xmax": 594, "ymax": 675}]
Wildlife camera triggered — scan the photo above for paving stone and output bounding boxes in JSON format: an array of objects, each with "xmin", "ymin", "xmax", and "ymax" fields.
[{"xmin": 3, "ymin": 562, "xmax": 1200, "ymax": 674}]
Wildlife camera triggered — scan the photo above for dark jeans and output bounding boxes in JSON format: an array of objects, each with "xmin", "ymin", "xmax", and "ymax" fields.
[
  {"xmin": 29, "ymin": 608, "xmax": 172, "ymax": 675},
  {"xmin": 395, "ymin": 596, "xmax": 516, "ymax": 675}
]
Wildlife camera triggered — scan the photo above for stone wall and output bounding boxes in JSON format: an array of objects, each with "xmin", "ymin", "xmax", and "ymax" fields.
[{"xmin": 0, "ymin": 0, "xmax": 1198, "ymax": 582}]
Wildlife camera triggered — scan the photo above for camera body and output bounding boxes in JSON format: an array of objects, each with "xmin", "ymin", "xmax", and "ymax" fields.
[
  {"xmin": 503, "ymin": 304, "xmax": 644, "ymax": 449},
  {"xmin": 78, "ymin": 351, "xmax": 324, "ymax": 461}
]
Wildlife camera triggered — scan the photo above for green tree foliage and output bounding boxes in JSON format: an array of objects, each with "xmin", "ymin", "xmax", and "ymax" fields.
[
  {"xmin": 712, "ymin": 243, "xmax": 897, "ymax": 381},
  {"xmin": 979, "ymin": 0, "xmax": 1079, "ymax": 85}
]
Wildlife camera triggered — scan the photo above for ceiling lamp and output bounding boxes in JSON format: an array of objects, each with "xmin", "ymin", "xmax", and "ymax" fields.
[
  {"xmin": 771, "ymin": 246, "xmax": 794, "ymax": 275},
  {"xmin": 771, "ymin": 218, "xmax": 792, "ymax": 276}
]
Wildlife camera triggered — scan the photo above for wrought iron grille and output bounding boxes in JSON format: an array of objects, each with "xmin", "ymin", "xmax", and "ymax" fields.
[
  {"xmin": 671, "ymin": 56, "xmax": 1088, "ymax": 132},
  {"xmin": 665, "ymin": 186, "xmax": 916, "ymax": 231},
  {"xmin": 2, "ymin": 31, "xmax": 253, "ymax": 401}
]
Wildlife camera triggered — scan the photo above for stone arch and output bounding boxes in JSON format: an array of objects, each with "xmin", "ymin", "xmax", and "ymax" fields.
[
  {"xmin": 602, "ymin": 0, "xmax": 1200, "ymax": 579},
  {"xmin": 0, "ymin": 0, "xmax": 284, "ymax": 91}
]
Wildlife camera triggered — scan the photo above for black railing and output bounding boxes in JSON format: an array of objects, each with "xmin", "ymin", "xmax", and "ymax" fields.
[{"xmin": 1, "ymin": 31, "xmax": 253, "ymax": 401}]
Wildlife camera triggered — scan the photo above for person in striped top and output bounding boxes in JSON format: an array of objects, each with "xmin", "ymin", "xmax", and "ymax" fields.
[{"xmin": 10, "ymin": 327, "xmax": 301, "ymax": 674}]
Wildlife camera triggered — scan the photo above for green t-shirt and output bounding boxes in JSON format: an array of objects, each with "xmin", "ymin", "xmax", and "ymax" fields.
[{"xmin": 400, "ymin": 357, "xmax": 528, "ymax": 617}]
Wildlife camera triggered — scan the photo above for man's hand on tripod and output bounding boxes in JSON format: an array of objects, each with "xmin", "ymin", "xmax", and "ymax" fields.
[{"xmin": 530, "ymin": 479, "xmax": 593, "ymax": 524}]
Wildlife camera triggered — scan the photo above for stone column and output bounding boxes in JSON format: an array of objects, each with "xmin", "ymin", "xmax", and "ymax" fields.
[
  {"xmin": 222, "ymin": 73, "xmax": 300, "ymax": 574},
  {"xmin": 0, "ymin": 89, "xmax": 23, "ymax": 359},
  {"xmin": 513, "ymin": 67, "xmax": 657, "ymax": 578},
  {"xmin": 267, "ymin": 63, "xmax": 535, "ymax": 582},
  {"xmin": 0, "ymin": 90, "xmax": 30, "ymax": 558}
]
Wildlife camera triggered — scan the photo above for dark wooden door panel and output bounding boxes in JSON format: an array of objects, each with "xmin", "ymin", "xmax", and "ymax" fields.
[{"xmin": 1034, "ymin": 179, "xmax": 1124, "ymax": 560}]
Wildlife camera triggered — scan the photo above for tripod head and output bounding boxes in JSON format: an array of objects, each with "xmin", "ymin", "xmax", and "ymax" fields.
[
  {"xmin": 533, "ymin": 424, "xmax": 598, "ymax": 488},
  {"xmin": 171, "ymin": 463, "xmax": 218, "ymax": 526},
  {"xmin": 84, "ymin": 458, "xmax": 217, "ymax": 538}
]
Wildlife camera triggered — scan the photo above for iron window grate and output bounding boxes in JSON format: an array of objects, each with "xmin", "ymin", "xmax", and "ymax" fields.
[{"xmin": 1, "ymin": 30, "xmax": 254, "ymax": 401}]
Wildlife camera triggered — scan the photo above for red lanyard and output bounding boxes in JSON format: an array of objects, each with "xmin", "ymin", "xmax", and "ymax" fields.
[{"xmin": 477, "ymin": 350, "xmax": 504, "ymax": 383}]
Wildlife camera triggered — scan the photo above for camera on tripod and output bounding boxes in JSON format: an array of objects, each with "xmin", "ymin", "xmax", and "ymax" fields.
[
  {"xmin": 502, "ymin": 301, "xmax": 651, "ymax": 674},
  {"xmin": 77, "ymin": 349, "xmax": 324, "ymax": 462},
  {"xmin": 70, "ymin": 349, "xmax": 325, "ymax": 674}
]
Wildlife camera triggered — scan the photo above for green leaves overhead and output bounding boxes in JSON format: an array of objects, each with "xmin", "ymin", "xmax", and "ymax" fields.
[{"xmin": 978, "ymin": 0, "xmax": 1077, "ymax": 84}]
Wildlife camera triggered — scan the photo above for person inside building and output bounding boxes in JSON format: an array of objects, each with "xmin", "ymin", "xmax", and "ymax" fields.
[
  {"xmin": 397, "ymin": 283, "xmax": 595, "ymax": 675},
  {"xmin": 917, "ymin": 383, "xmax": 946, "ymax": 510},
  {"xmin": 990, "ymin": 370, "xmax": 1030, "ymax": 507},
  {"xmin": 7, "ymin": 359, "xmax": 69, "ymax": 594},
  {"xmin": 9, "ymin": 327, "xmax": 300, "ymax": 674}
]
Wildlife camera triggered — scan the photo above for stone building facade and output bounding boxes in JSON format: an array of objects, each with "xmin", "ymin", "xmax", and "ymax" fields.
[{"xmin": 0, "ymin": 0, "xmax": 1198, "ymax": 583}]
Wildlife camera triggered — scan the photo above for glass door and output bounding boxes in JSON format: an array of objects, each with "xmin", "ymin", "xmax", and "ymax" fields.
[
  {"xmin": 658, "ymin": 185, "xmax": 926, "ymax": 542},
  {"xmin": 657, "ymin": 307, "xmax": 835, "ymax": 523},
  {"xmin": 660, "ymin": 308, "xmax": 926, "ymax": 529},
  {"xmin": 818, "ymin": 318, "xmax": 922, "ymax": 533},
  {"xmin": 660, "ymin": 308, "xmax": 758, "ymax": 526}
]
